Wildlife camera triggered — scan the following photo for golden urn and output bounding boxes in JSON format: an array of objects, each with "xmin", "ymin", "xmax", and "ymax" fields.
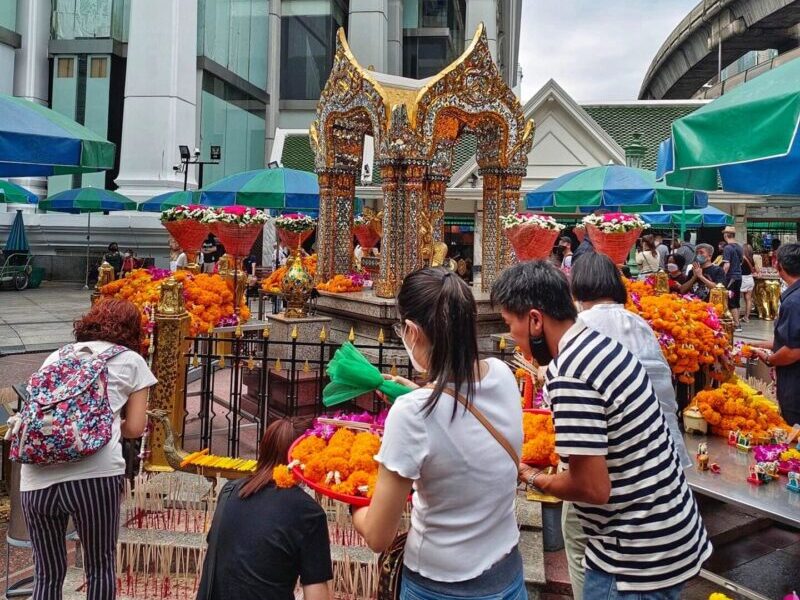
[{"xmin": 281, "ymin": 251, "xmax": 314, "ymax": 318}]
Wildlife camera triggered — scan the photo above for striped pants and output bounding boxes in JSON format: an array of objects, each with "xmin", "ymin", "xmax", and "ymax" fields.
[{"xmin": 21, "ymin": 476, "xmax": 123, "ymax": 600}]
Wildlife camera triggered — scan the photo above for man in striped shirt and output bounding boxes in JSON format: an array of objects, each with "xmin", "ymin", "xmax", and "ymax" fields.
[{"xmin": 492, "ymin": 261, "xmax": 711, "ymax": 599}]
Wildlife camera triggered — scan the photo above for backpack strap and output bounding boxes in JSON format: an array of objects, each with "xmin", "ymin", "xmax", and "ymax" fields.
[
  {"xmin": 58, "ymin": 344, "xmax": 76, "ymax": 359},
  {"xmin": 96, "ymin": 344, "xmax": 129, "ymax": 362}
]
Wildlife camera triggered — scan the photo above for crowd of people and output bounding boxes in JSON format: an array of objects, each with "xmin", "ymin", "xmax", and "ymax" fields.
[{"xmin": 11, "ymin": 230, "xmax": 800, "ymax": 600}]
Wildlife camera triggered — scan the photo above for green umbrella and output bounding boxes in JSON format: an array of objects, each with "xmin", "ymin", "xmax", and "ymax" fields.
[
  {"xmin": 0, "ymin": 180, "xmax": 38, "ymax": 204},
  {"xmin": 39, "ymin": 187, "xmax": 136, "ymax": 288},
  {"xmin": 658, "ymin": 56, "xmax": 800, "ymax": 194},
  {"xmin": 198, "ymin": 168, "xmax": 319, "ymax": 209}
]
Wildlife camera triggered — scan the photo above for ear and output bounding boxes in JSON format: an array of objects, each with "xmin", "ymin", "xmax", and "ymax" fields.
[{"xmin": 527, "ymin": 309, "xmax": 544, "ymax": 335}]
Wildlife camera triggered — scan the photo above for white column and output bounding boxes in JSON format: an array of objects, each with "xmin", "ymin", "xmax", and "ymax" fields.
[
  {"xmin": 11, "ymin": 0, "xmax": 52, "ymax": 198},
  {"xmin": 465, "ymin": 0, "xmax": 497, "ymax": 60},
  {"xmin": 114, "ymin": 0, "xmax": 198, "ymax": 203},
  {"xmin": 387, "ymin": 0, "xmax": 402, "ymax": 76},
  {"xmin": 347, "ymin": 0, "xmax": 388, "ymax": 72},
  {"xmin": 264, "ymin": 0, "xmax": 281, "ymax": 161}
]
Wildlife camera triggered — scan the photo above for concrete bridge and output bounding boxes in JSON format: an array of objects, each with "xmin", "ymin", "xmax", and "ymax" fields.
[{"xmin": 639, "ymin": 0, "xmax": 800, "ymax": 99}]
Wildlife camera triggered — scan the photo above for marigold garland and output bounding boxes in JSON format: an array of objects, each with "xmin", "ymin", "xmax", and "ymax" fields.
[
  {"xmin": 100, "ymin": 268, "xmax": 249, "ymax": 352},
  {"xmin": 316, "ymin": 274, "xmax": 364, "ymax": 294},
  {"xmin": 624, "ymin": 279, "xmax": 731, "ymax": 384},
  {"xmin": 522, "ymin": 412, "xmax": 558, "ymax": 467},
  {"xmin": 273, "ymin": 464, "xmax": 297, "ymax": 488},
  {"xmin": 289, "ymin": 428, "xmax": 382, "ymax": 499},
  {"xmin": 692, "ymin": 376, "xmax": 789, "ymax": 438}
]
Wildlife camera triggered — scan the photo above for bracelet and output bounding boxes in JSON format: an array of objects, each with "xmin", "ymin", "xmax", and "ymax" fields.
[{"xmin": 526, "ymin": 469, "xmax": 542, "ymax": 491}]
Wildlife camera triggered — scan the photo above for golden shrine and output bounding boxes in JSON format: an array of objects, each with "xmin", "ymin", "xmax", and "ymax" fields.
[{"xmin": 311, "ymin": 24, "xmax": 534, "ymax": 296}]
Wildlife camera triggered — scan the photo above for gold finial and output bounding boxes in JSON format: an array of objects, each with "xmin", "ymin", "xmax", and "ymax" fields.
[
  {"xmin": 262, "ymin": 326, "xmax": 271, "ymax": 339},
  {"xmin": 247, "ymin": 354, "xmax": 255, "ymax": 371},
  {"xmin": 192, "ymin": 352, "xmax": 200, "ymax": 368},
  {"xmin": 275, "ymin": 357, "xmax": 282, "ymax": 371},
  {"xmin": 218, "ymin": 354, "xmax": 226, "ymax": 368},
  {"xmin": 390, "ymin": 359, "xmax": 398, "ymax": 377},
  {"xmin": 498, "ymin": 336, "xmax": 507, "ymax": 351},
  {"xmin": 348, "ymin": 327, "xmax": 356, "ymax": 342},
  {"xmin": 514, "ymin": 345, "xmax": 521, "ymax": 353},
  {"xmin": 235, "ymin": 323, "xmax": 243, "ymax": 338},
  {"xmin": 377, "ymin": 328, "xmax": 385, "ymax": 344},
  {"xmin": 291, "ymin": 325, "xmax": 299, "ymax": 340},
  {"xmin": 319, "ymin": 327, "xmax": 327, "ymax": 343},
  {"xmin": 303, "ymin": 359, "xmax": 311, "ymax": 373}
]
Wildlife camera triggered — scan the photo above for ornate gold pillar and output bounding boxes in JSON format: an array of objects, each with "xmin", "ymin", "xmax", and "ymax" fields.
[
  {"xmin": 316, "ymin": 169, "xmax": 335, "ymax": 283},
  {"xmin": 427, "ymin": 174, "xmax": 447, "ymax": 244},
  {"xmin": 146, "ymin": 277, "xmax": 191, "ymax": 472},
  {"xmin": 376, "ymin": 161, "xmax": 427, "ymax": 298},
  {"xmin": 375, "ymin": 161, "xmax": 401, "ymax": 298},
  {"xmin": 499, "ymin": 171, "xmax": 522, "ymax": 272},
  {"xmin": 331, "ymin": 168, "xmax": 357, "ymax": 275},
  {"xmin": 480, "ymin": 168, "xmax": 502, "ymax": 292}
]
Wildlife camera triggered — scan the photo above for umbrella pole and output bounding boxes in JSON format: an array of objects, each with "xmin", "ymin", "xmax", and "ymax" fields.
[
  {"xmin": 84, "ymin": 212, "xmax": 91, "ymax": 290},
  {"xmin": 680, "ymin": 191, "xmax": 687, "ymax": 241}
]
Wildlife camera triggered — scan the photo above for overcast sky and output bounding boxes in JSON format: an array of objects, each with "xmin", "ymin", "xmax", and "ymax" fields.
[{"xmin": 518, "ymin": 0, "xmax": 699, "ymax": 103}]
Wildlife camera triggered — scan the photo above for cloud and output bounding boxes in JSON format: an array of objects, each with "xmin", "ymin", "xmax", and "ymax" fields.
[{"xmin": 519, "ymin": 0, "xmax": 698, "ymax": 103}]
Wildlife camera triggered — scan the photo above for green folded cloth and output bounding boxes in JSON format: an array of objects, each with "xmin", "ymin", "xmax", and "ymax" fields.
[{"xmin": 323, "ymin": 342, "xmax": 414, "ymax": 407}]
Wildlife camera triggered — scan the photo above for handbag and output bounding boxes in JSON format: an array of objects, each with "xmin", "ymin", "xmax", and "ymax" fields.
[{"xmin": 376, "ymin": 386, "xmax": 520, "ymax": 600}]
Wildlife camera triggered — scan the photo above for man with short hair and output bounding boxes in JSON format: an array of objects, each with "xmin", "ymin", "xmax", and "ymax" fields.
[
  {"xmin": 674, "ymin": 231, "xmax": 696, "ymax": 266},
  {"xmin": 491, "ymin": 261, "xmax": 711, "ymax": 600},
  {"xmin": 753, "ymin": 243, "xmax": 800, "ymax": 426},
  {"xmin": 721, "ymin": 226, "xmax": 744, "ymax": 331},
  {"xmin": 681, "ymin": 243, "xmax": 725, "ymax": 301}
]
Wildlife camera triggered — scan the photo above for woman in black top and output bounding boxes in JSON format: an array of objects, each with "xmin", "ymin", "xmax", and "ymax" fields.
[
  {"xmin": 666, "ymin": 254, "xmax": 689, "ymax": 292},
  {"xmin": 741, "ymin": 243, "xmax": 756, "ymax": 322},
  {"xmin": 197, "ymin": 420, "xmax": 332, "ymax": 600}
]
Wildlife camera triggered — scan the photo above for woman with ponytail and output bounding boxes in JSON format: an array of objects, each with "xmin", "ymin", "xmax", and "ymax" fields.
[
  {"xmin": 352, "ymin": 268, "xmax": 524, "ymax": 600},
  {"xmin": 197, "ymin": 419, "xmax": 332, "ymax": 600}
]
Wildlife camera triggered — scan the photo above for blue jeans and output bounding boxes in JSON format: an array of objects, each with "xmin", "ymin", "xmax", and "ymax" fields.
[
  {"xmin": 583, "ymin": 569, "xmax": 683, "ymax": 600},
  {"xmin": 400, "ymin": 570, "xmax": 526, "ymax": 600}
]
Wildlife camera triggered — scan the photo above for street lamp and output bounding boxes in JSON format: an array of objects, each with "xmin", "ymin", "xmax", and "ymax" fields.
[
  {"xmin": 177, "ymin": 145, "xmax": 222, "ymax": 190},
  {"xmin": 624, "ymin": 133, "xmax": 646, "ymax": 169}
]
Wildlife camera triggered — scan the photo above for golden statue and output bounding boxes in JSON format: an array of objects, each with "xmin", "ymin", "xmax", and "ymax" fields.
[
  {"xmin": 91, "ymin": 261, "xmax": 116, "ymax": 304},
  {"xmin": 420, "ymin": 211, "xmax": 449, "ymax": 268},
  {"xmin": 654, "ymin": 270, "xmax": 669, "ymax": 295},
  {"xmin": 709, "ymin": 283, "xmax": 734, "ymax": 343},
  {"xmin": 157, "ymin": 276, "xmax": 186, "ymax": 316}
]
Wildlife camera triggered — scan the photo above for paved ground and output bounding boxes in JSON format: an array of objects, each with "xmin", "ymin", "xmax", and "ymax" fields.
[{"xmin": 0, "ymin": 283, "xmax": 91, "ymax": 356}]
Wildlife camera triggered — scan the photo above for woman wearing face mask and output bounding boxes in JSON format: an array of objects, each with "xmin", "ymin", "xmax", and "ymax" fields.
[
  {"xmin": 666, "ymin": 254, "xmax": 688, "ymax": 291},
  {"xmin": 351, "ymin": 268, "xmax": 524, "ymax": 600}
]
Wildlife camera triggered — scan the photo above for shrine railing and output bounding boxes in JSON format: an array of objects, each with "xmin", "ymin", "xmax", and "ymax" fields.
[{"xmin": 180, "ymin": 330, "xmax": 513, "ymax": 458}]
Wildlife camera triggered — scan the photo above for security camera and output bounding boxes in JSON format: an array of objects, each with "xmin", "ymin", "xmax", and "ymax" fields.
[
  {"xmin": 194, "ymin": 148, "xmax": 200, "ymax": 157},
  {"xmin": 173, "ymin": 165, "xmax": 181, "ymax": 172}
]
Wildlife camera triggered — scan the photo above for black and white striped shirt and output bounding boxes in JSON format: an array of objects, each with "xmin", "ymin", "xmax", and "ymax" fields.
[{"xmin": 546, "ymin": 323, "xmax": 712, "ymax": 591}]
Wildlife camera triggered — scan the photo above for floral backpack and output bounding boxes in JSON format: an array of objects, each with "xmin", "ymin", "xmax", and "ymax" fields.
[{"xmin": 9, "ymin": 344, "xmax": 128, "ymax": 465}]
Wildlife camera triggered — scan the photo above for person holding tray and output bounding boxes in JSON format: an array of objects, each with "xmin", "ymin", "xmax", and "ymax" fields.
[{"xmin": 351, "ymin": 267, "xmax": 525, "ymax": 600}]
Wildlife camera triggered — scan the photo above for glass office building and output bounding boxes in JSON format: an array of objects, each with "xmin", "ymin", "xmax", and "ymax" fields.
[{"xmin": 5, "ymin": 0, "xmax": 519, "ymax": 196}]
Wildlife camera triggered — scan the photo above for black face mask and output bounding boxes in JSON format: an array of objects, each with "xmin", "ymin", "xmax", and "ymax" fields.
[{"xmin": 528, "ymin": 316, "xmax": 554, "ymax": 366}]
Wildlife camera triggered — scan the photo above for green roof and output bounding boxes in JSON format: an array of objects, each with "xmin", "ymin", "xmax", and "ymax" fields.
[
  {"xmin": 581, "ymin": 104, "xmax": 703, "ymax": 171},
  {"xmin": 279, "ymin": 133, "xmax": 477, "ymax": 185}
]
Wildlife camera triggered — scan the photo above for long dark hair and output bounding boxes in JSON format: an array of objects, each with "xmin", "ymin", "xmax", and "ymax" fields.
[
  {"xmin": 397, "ymin": 267, "xmax": 480, "ymax": 417},
  {"xmin": 239, "ymin": 419, "xmax": 296, "ymax": 499},
  {"xmin": 641, "ymin": 234, "xmax": 658, "ymax": 258}
]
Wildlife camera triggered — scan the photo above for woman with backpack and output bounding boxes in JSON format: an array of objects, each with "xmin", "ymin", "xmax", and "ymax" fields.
[
  {"xmin": 351, "ymin": 268, "xmax": 524, "ymax": 600},
  {"xmin": 15, "ymin": 298, "xmax": 156, "ymax": 600}
]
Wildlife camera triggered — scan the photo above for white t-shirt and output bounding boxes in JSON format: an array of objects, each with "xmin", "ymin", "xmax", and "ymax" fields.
[
  {"xmin": 20, "ymin": 342, "xmax": 158, "ymax": 492},
  {"xmin": 375, "ymin": 358, "xmax": 523, "ymax": 582}
]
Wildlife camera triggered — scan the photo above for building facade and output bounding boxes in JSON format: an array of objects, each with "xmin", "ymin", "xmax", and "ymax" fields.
[{"xmin": 2, "ymin": 0, "xmax": 522, "ymax": 202}]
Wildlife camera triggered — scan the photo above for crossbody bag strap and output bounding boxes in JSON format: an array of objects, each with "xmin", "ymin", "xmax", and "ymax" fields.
[{"xmin": 425, "ymin": 384, "xmax": 520, "ymax": 466}]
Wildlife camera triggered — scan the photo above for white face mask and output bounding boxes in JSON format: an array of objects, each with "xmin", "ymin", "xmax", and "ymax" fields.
[{"xmin": 401, "ymin": 324, "xmax": 426, "ymax": 373}]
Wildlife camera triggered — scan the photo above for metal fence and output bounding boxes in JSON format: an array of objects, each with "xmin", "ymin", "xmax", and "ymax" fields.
[{"xmin": 181, "ymin": 329, "xmax": 513, "ymax": 458}]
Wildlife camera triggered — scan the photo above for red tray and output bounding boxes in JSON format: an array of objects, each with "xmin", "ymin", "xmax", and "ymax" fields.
[
  {"xmin": 522, "ymin": 408, "xmax": 556, "ymax": 468},
  {"xmin": 288, "ymin": 434, "xmax": 372, "ymax": 507}
]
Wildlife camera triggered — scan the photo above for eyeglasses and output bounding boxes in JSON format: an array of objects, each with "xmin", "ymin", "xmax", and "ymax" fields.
[{"xmin": 392, "ymin": 322, "xmax": 405, "ymax": 338}]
